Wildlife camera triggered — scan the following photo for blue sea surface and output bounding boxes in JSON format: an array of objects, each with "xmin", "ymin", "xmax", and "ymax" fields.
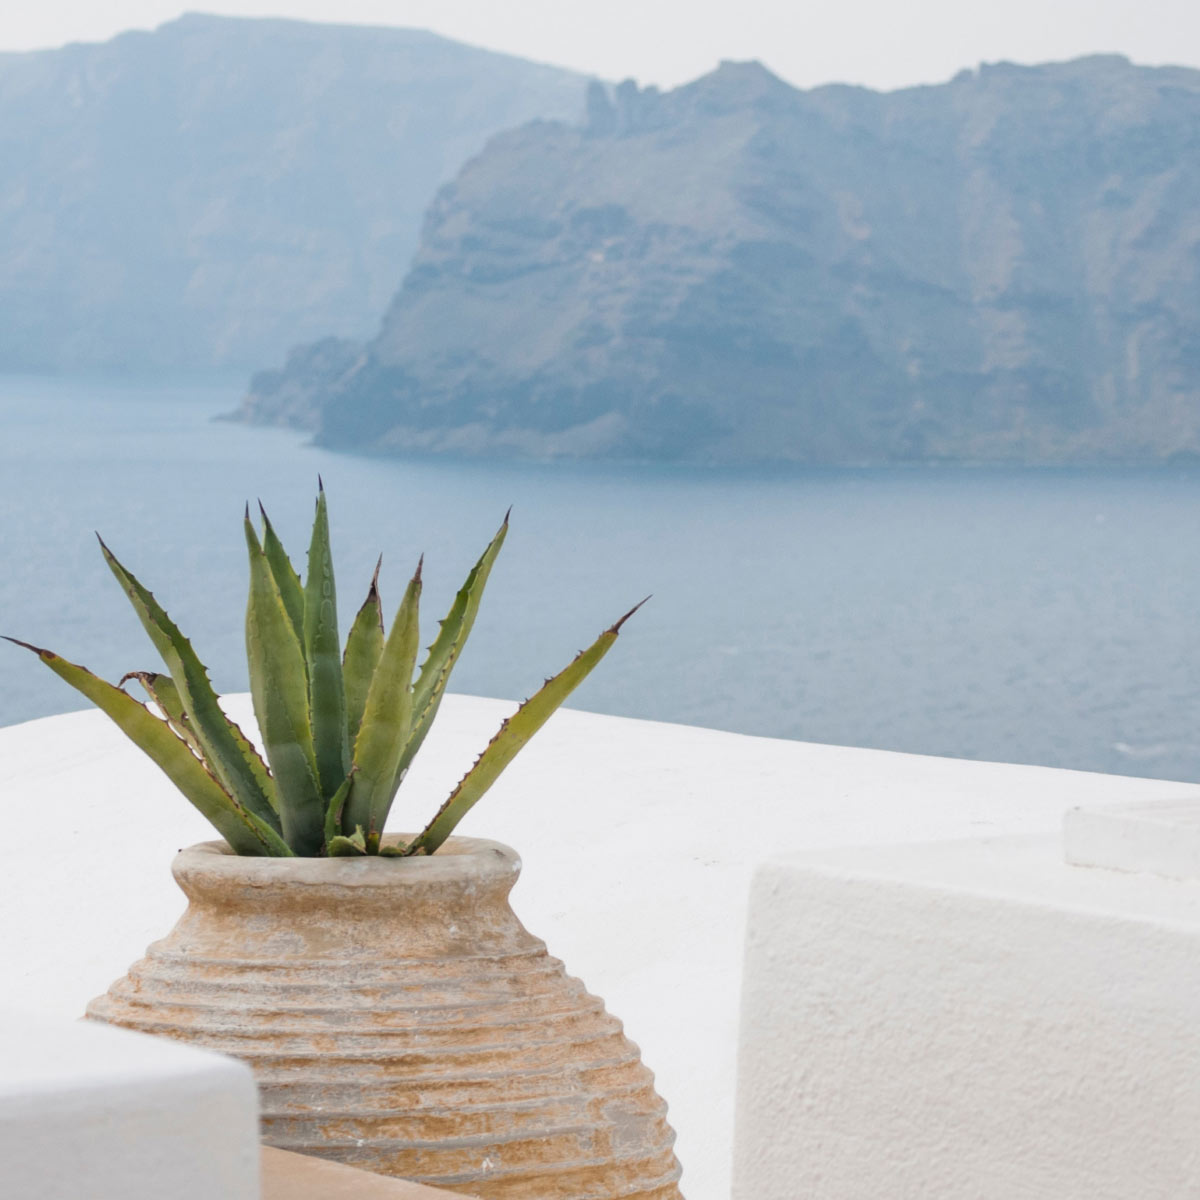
[{"xmin": 3, "ymin": 373, "xmax": 1200, "ymax": 782}]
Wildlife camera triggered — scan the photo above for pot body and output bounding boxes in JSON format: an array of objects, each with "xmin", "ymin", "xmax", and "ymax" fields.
[{"xmin": 87, "ymin": 837, "xmax": 682, "ymax": 1199}]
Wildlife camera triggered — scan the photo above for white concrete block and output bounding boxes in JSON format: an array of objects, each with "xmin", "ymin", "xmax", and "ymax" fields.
[
  {"xmin": 733, "ymin": 835, "xmax": 1200, "ymax": 1200},
  {"xmin": 0, "ymin": 1011, "xmax": 260, "ymax": 1200},
  {"xmin": 1065, "ymin": 796, "xmax": 1200, "ymax": 880}
]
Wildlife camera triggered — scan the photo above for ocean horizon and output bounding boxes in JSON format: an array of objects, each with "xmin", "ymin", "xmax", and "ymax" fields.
[{"xmin": 3, "ymin": 371, "xmax": 1199, "ymax": 784}]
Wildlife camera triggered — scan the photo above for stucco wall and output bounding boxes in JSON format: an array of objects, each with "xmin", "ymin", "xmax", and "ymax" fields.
[
  {"xmin": 1, "ymin": 1013, "xmax": 259, "ymax": 1200},
  {"xmin": 734, "ymin": 835, "xmax": 1200, "ymax": 1197}
]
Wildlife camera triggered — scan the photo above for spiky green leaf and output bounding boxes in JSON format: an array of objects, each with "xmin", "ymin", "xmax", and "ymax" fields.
[
  {"xmin": 121, "ymin": 669, "xmax": 278, "ymax": 816},
  {"xmin": 328, "ymin": 827, "xmax": 367, "ymax": 856},
  {"xmin": 120, "ymin": 670, "xmax": 201, "ymax": 755},
  {"xmin": 99, "ymin": 539, "xmax": 279, "ymax": 828},
  {"xmin": 394, "ymin": 514, "xmax": 507, "ymax": 795},
  {"xmin": 323, "ymin": 769, "xmax": 355, "ymax": 849},
  {"xmin": 345, "ymin": 560, "xmax": 422, "ymax": 839},
  {"xmin": 405, "ymin": 600, "xmax": 646, "ymax": 856},
  {"xmin": 245, "ymin": 516, "xmax": 324, "ymax": 855},
  {"xmin": 303, "ymin": 486, "xmax": 349, "ymax": 797},
  {"xmin": 7, "ymin": 639, "xmax": 291, "ymax": 856},
  {"xmin": 342, "ymin": 558, "xmax": 384, "ymax": 746},
  {"xmin": 259, "ymin": 502, "xmax": 305, "ymax": 645}
]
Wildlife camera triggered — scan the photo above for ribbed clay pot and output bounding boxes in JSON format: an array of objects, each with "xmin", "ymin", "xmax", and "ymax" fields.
[{"xmin": 86, "ymin": 836, "xmax": 683, "ymax": 1199}]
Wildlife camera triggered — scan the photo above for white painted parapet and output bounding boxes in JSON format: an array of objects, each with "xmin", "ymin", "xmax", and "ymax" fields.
[
  {"xmin": 1, "ymin": 1012, "xmax": 260, "ymax": 1200},
  {"xmin": 1065, "ymin": 796, "xmax": 1200, "ymax": 880},
  {"xmin": 6, "ymin": 698, "xmax": 1200, "ymax": 1199},
  {"xmin": 732, "ymin": 830, "xmax": 1200, "ymax": 1198}
]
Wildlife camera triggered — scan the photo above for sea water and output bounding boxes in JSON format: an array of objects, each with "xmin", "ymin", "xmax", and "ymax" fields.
[{"xmin": 3, "ymin": 373, "xmax": 1199, "ymax": 782}]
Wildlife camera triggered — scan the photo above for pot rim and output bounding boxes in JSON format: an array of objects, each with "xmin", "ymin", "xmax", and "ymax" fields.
[{"xmin": 172, "ymin": 834, "xmax": 521, "ymax": 890}]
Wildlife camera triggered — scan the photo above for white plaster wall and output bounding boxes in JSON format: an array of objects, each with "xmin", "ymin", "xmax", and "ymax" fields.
[
  {"xmin": 1, "ymin": 1012, "xmax": 259, "ymax": 1200},
  {"xmin": 2, "ymin": 696, "xmax": 1196, "ymax": 1199},
  {"xmin": 734, "ymin": 836, "xmax": 1200, "ymax": 1198},
  {"xmin": 1065, "ymin": 797, "xmax": 1200, "ymax": 879}
]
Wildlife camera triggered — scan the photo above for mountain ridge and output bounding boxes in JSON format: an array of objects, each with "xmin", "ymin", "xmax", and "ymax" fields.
[
  {"xmin": 239, "ymin": 53, "xmax": 1200, "ymax": 465},
  {"xmin": 0, "ymin": 13, "xmax": 590, "ymax": 369}
]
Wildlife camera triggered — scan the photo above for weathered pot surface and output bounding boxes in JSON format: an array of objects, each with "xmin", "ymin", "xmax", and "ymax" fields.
[{"xmin": 87, "ymin": 835, "xmax": 683, "ymax": 1199}]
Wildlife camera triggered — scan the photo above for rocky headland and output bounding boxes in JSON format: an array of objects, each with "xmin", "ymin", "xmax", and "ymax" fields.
[{"xmin": 240, "ymin": 55, "xmax": 1200, "ymax": 465}]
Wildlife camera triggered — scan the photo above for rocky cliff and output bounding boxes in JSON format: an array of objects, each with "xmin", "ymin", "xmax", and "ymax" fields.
[
  {"xmin": 241, "ymin": 55, "xmax": 1200, "ymax": 464},
  {"xmin": 0, "ymin": 14, "xmax": 588, "ymax": 370}
]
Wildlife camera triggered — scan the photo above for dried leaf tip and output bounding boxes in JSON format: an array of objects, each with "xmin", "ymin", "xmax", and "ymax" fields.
[
  {"xmin": 2, "ymin": 634, "xmax": 47, "ymax": 655},
  {"xmin": 610, "ymin": 595, "xmax": 651, "ymax": 634},
  {"xmin": 503, "ymin": 505, "xmax": 513, "ymax": 524},
  {"xmin": 369, "ymin": 554, "xmax": 382, "ymax": 596},
  {"xmin": 317, "ymin": 474, "xmax": 325, "ymax": 493},
  {"xmin": 413, "ymin": 554, "xmax": 424, "ymax": 584}
]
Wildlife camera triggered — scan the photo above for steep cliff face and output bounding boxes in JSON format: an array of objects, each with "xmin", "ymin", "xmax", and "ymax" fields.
[
  {"xmin": 0, "ymin": 14, "xmax": 588, "ymax": 370},
  {"xmin": 243, "ymin": 56, "xmax": 1200, "ymax": 464}
]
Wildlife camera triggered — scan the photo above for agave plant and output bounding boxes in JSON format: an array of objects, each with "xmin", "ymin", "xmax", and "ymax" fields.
[{"xmin": 7, "ymin": 487, "xmax": 642, "ymax": 857}]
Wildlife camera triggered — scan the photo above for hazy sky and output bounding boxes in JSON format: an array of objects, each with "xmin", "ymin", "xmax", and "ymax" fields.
[{"xmin": 4, "ymin": 1, "xmax": 1199, "ymax": 91}]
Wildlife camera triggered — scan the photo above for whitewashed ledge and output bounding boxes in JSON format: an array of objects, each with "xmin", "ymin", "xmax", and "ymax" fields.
[{"xmin": 2, "ymin": 694, "xmax": 1196, "ymax": 1200}]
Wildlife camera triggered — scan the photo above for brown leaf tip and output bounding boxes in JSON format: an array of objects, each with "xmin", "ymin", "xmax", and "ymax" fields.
[
  {"xmin": 609, "ymin": 595, "xmax": 651, "ymax": 634},
  {"xmin": 3, "ymin": 635, "xmax": 51, "ymax": 657}
]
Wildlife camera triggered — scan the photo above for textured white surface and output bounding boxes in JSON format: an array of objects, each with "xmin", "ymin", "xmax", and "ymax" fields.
[
  {"xmin": 1, "ymin": 695, "xmax": 1195, "ymax": 1199},
  {"xmin": 734, "ymin": 835, "xmax": 1200, "ymax": 1199},
  {"xmin": 1065, "ymin": 796, "xmax": 1200, "ymax": 879},
  {"xmin": 0, "ymin": 1011, "xmax": 259, "ymax": 1200}
]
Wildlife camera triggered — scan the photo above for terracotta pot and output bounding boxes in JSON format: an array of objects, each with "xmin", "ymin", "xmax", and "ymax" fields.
[{"xmin": 87, "ymin": 836, "xmax": 683, "ymax": 1199}]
